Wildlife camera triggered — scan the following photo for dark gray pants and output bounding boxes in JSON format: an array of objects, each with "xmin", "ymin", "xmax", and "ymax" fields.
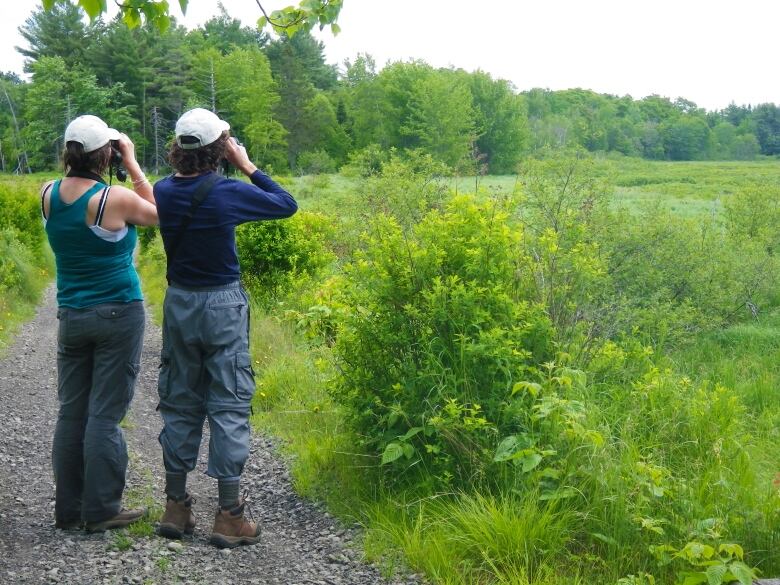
[
  {"xmin": 157, "ymin": 282, "xmax": 254, "ymax": 481},
  {"xmin": 53, "ymin": 301, "xmax": 144, "ymax": 524}
]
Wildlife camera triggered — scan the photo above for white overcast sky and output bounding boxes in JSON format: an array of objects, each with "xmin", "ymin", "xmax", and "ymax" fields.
[{"xmin": 2, "ymin": 0, "xmax": 778, "ymax": 111}]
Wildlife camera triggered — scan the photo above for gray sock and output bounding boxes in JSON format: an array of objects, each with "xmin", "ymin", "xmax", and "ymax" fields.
[
  {"xmin": 165, "ymin": 472, "xmax": 187, "ymax": 502},
  {"xmin": 218, "ymin": 479, "xmax": 240, "ymax": 509}
]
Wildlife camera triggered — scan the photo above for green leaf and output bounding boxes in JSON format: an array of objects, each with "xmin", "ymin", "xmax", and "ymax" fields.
[
  {"xmin": 678, "ymin": 572, "xmax": 708, "ymax": 585},
  {"xmin": 178, "ymin": 0, "xmax": 188, "ymax": 13},
  {"xmin": 493, "ymin": 435, "xmax": 520, "ymax": 462},
  {"xmin": 520, "ymin": 452, "xmax": 543, "ymax": 473},
  {"xmin": 42, "ymin": 0, "xmax": 57, "ymax": 9},
  {"xmin": 399, "ymin": 426, "xmax": 423, "ymax": 441},
  {"xmin": 123, "ymin": 8, "xmax": 142, "ymax": 29},
  {"xmin": 387, "ymin": 411, "xmax": 399, "ymax": 428},
  {"xmin": 156, "ymin": 14, "xmax": 171, "ymax": 32},
  {"xmin": 728, "ymin": 562, "xmax": 756, "ymax": 585},
  {"xmin": 512, "ymin": 380, "xmax": 542, "ymax": 397},
  {"xmin": 79, "ymin": 0, "xmax": 104, "ymax": 20},
  {"xmin": 590, "ymin": 532, "xmax": 618, "ymax": 546},
  {"xmin": 401, "ymin": 443, "xmax": 414, "ymax": 459},
  {"xmin": 717, "ymin": 543, "xmax": 743, "ymax": 560},
  {"xmin": 704, "ymin": 564, "xmax": 727, "ymax": 585},
  {"xmin": 330, "ymin": 22, "xmax": 341, "ymax": 35},
  {"xmin": 257, "ymin": 16, "xmax": 268, "ymax": 30},
  {"xmin": 381, "ymin": 442, "xmax": 403, "ymax": 465}
]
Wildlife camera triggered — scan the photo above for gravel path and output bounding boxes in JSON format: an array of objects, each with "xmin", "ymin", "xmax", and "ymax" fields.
[{"xmin": 0, "ymin": 286, "xmax": 419, "ymax": 585}]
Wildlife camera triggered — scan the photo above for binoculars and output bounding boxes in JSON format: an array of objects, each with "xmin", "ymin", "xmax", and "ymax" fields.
[{"xmin": 109, "ymin": 140, "xmax": 127, "ymax": 182}]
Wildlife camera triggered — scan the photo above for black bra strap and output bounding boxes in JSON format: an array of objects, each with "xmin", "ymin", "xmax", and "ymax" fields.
[
  {"xmin": 94, "ymin": 186, "xmax": 111, "ymax": 227},
  {"xmin": 40, "ymin": 182, "xmax": 54, "ymax": 220}
]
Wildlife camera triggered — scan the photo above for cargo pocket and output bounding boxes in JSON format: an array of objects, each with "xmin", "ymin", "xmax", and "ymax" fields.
[
  {"xmin": 235, "ymin": 352, "xmax": 256, "ymax": 402},
  {"xmin": 127, "ymin": 361, "xmax": 140, "ymax": 398},
  {"xmin": 158, "ymin": 351, "xmax": 172, "ymax": 402}
]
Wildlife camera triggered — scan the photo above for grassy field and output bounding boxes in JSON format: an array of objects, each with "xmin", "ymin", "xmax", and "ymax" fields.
[{"xmin": 287, "ymin": 157, "xmax": 779, "ymax": 217}]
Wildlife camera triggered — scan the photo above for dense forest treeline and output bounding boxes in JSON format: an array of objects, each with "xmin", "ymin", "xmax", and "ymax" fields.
[{"xmin": 1, "ymin": 3, "xmax": 779, "ymax": 175}]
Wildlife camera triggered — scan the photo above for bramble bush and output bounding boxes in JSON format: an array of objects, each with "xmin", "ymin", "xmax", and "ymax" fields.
[
  {"xmin": 0, "ymin": 178, "xmax": 52, "ymax": 343},
  {"xmin": 0, "ymin": 182, "xmax": 46, "ymax": 256},
  {"xmin": 236, "ymin": 210, "xmax": 335, "ymax": 308},
  {"xmin": 339, "ymin": 143, "xmax": 389, "ymax": 178},
  {"xmin": 0, "ymin": 229, "xmax": 40, "ymax": 299},
  {"xmin": 296, "ymin": 149, "xmax": 337, "ymax": 175},
  {"xmin": 357, "ymin": 148, "xmax": 451, "ymax": 231},
  {"xmin": 327, "ymin": 194, "xmax": 564, "ymax": 486}
]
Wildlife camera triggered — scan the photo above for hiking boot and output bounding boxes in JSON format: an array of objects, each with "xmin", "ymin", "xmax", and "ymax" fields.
[
  {"xmin": 85, "ymin": 508, "xmax": 146, "ymax": 533},
  {"xmin": 158, "ymin": 494, "xmax": 196, "ymax": 539},
  {"xmin": 209, "ymin": 499, "xmax": 261, "ymax": 549},
  {"xmin": 54, "ymin": 518, "xmax": 82, "ymax": 531}
]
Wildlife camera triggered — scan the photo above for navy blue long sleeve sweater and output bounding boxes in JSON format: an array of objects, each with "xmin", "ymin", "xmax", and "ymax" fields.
[{"xmin": 154, "ymin": 170, "xmax": 298, "ymax": 287}]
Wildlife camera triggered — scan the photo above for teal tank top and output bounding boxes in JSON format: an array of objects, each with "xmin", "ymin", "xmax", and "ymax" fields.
[{"xmin": 45, "ymin": 180, "xmax": 143, "ymax": 308}]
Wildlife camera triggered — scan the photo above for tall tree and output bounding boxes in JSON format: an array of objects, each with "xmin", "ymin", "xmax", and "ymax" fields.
[
  {"xmin": 17, "ymin": 4, "xmax": 93, "ymax": 71},
  {"xmin": 266, "ymin": 31, "xmax": 338, "ymax": 91},
  {"xmin": 22, "ymin": 56, "xmax": 135, "ymax": 169},
  {"xmin": 214, "ymin": 47, "xmax": 287, "ymax": 170},
  {"xmin": 753, "ymin": 103, "xmax": 780, "ymax": 156},
  {"xmin": 467, "ymin": 70, "xmax": 529, "ymax": 173},
  {"xmin": 195, "ymin": 2, "xmax": 268, "ymax": 54}
]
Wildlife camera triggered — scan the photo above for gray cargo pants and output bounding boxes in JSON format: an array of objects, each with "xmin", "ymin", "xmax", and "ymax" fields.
[
  {"xmin": 157, "ymin": 282, "xmax": 255, "ymax": 481},
  {"xmin": 53, "ymin": 301, "xmax": 144, "ymax": 524}
]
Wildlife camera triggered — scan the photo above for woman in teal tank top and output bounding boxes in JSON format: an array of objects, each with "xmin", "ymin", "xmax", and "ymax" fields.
[{"xmin": 42, "ymin": 115, "xmax": 158, "ymax": 532}]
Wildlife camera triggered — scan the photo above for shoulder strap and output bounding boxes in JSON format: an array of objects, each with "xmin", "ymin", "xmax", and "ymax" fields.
[
  {"xmin": 40, "ymin": 182, "xmax": 55, "ymax": 220},
  {"xmin": 94, "ymin": 186, "xmax": 111, "ymax": 227},
  {"xmin": 166, "ymin": 174, "xmax": 219, "ymax": 282}
]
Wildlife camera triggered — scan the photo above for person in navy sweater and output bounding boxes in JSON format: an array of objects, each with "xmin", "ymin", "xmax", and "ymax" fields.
[{"xmin": 153, "ymin": 108, "xmax": 297, "ymax": 548}]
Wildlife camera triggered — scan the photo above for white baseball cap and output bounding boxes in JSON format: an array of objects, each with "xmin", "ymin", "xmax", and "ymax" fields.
[
  {"xmin": 64, "ymin": 115, "xmax": 120, "ymax": 153},
  {"xmin": 175, "ymin": 108, "xmax": 230, "ymax": 150}
]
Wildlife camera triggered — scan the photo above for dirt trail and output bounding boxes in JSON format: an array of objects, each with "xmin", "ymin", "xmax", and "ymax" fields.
[{"xmin": 0, "ymin": 286, "xmax": 416, "ymax": 585}]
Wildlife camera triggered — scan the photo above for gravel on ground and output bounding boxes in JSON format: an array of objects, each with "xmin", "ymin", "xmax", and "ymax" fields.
[{"xmin": 0, "ymin": 286, "xmax": 420, "ymax": 585}]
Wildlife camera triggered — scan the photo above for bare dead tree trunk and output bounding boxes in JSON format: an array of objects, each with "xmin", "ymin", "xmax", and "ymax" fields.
[
  {"xmin": 210, "ymin": 58, "xmax": 217, "ymax": 113},
  {"xmin": 141, "ymin": 83, "xmax": 147, "ymax": 168},
  {"xmin": 151, "ymin": 106, "xmax": 166, "ymax": 175},
  {"xmin": 2, "ymin": 84, "xmax": 31, "ymax": 174}
]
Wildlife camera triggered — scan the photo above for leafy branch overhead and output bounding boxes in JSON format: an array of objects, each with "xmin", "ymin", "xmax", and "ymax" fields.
[{"xmin": 44, "ymin": 0, "xmax": 343, "ymax": 35}]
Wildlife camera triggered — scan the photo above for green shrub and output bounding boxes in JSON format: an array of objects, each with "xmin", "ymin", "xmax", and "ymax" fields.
[
  {"xmin": 0, "ymin": 182, "xmax": 46, "ymax": 255},
  {"xmin": 236, "ymin": 211, "xmax": 335, "ymax": 308},
  {"xmin": 328, "ymin": 195, "xmax": 557, "ymax": 486},
  {"xmin": 297, "ymin": 149, "xmax": 337, "ymax": 175},
  {"xmin": 340, "ymin": 144, "xmax": 389, "ymax": 178},
  {"xmin": 0, "ymin": 228, "xmax": 49, "ymax": 302},
  {"xmin": 359, "ymin": 149, "xmax": 451, "ymax": 231}
]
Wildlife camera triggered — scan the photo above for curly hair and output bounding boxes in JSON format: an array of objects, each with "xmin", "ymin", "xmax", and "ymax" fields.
[
  {"xmin": 63, "ymin": 141, "xmax": 111, "ymax": 175},
  {"xmin": 168, "ymin": 132, "xmax": 229, "ymax": 175}
]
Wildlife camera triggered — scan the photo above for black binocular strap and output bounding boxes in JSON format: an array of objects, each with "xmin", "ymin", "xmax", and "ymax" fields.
[{"xmin": 166, "ymin": 174, "xmax": 219, "ymax": 282}]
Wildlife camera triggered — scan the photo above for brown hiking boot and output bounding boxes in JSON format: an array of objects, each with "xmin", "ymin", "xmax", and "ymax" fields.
[
  {"xmin": 85, "ymin": 508, "xmax": 146, "ymax": 533},
  {"xmin": 209, "ymin": 499, "xmax": 261, "ymax": 549},
  {"xmin": 158, "ymin": 494, "xmax": 196, "ymax": 539}
]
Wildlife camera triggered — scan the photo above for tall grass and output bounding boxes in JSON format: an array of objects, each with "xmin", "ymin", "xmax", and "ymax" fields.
[
  {"xmin": 133, "ymin": 159, "xmax": 780, "ymax": 584},
  {"xmin": 0, "ymin": 174, "xmax": 53, "ymax": 351}
]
